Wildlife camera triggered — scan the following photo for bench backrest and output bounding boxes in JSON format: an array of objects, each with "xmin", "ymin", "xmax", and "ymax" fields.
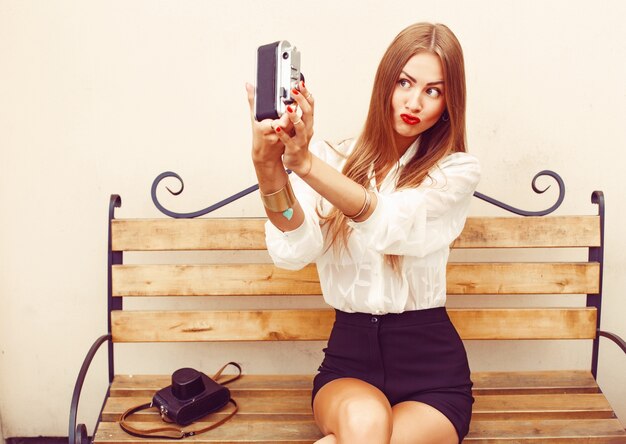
[{"xmin": 106, "ymin": 192, "xmax": 605, "ymax": 375}]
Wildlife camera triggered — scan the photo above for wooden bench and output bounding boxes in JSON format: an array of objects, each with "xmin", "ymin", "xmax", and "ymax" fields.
[{"xmin": 70, "ymin": 188, "xmax": 626, "ymax": 443}]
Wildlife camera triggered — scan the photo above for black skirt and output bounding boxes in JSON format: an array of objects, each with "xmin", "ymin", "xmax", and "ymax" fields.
[{"xmin": 312, "ymin": 307, "xmax": 474, "ymax": 442}]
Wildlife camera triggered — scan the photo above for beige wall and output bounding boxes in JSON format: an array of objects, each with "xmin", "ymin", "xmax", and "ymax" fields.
[{"xmin": 1, "ymin": 0, "xmax": 625, "ymax": 437}]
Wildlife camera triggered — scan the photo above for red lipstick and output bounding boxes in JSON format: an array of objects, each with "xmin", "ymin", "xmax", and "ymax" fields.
[{"xmin": 401, "ymin": 114, "xmax": 421, "ymax": 125}]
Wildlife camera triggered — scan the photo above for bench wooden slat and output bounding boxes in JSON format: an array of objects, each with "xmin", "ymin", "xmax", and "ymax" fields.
[
  {"xmin": 112, "ymin": 262, "xmax": 599, "ymax": 296},
  {"xmin": 110, "ymin": 371, "xmax": 601, "ymax": 397},
  {"xmin": 112, "ymin": 218, "xmax": 267, "ymax": 251},
  {"xmin": 94, "ymin": 418, "xmax": 626, "ymax": 443},
  {"xmin": 95, "ymin": 417, "xmax": 323, "ymax": 443},
  {"xmin": 453, "ymin": 216, "xmax": 601, "ymax": 248},
  {"xmin": 102, "ymin": 395, "xmax": 312, "ymax": 422},
  {"xmin": 465, "ymin": 419, "xmax": 626, "ymax": 442},
  {"xmin": 112, "ymin": 264, "xmax": 322, "ymax": 296},
  {"xmin": 101, "ymin": 392, "xmax": 617, "ymax": 423},
  {"xmin": 111, "ymin": 374, "xmax": 314, "ymax": 396},
  {"xmin": 470, "ymin": 370, "xmax": 600, "ymax": 395},
  {"xmin": 473, "ymin": 393, "xmax": 616, "ymax": 420},
  {"xmin": 111, "ymin": 308, "xmax": 597, "ymax": 342},
  {"xmin": 447, "ymin": 262, "xmax": 599, "ymax": 294},
  {"xmin": 110, "ymin": 216, "xmax": 601, "ymax": 251}
]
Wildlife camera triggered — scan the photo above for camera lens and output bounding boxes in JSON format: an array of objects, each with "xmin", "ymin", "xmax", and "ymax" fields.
[{"xmin": 282, "ymin": 52, "xmax": 289, "ymax": 60}]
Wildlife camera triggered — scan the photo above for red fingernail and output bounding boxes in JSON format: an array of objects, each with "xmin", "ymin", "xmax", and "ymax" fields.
[
  {"xmin": 275, "ymin": 126, "xmax": 281, "ymax": 133},
  {"xmin": 301, "ymin": 80, "xmax": 305, "ymax": 88},
  {"xmin": 287, "ymin": 106, "xmax": 293, "ymax": 113},
  {"xmin": 291, "ymin": 88, "xmax": 299, "ymax": 95}
]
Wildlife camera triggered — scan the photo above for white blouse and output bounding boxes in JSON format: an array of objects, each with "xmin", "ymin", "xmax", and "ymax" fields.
[{"xmin": 264, "ymin": 138, "xmax": 481, "ymax": 314}]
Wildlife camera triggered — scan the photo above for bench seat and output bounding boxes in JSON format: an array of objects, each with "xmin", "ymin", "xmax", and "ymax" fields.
[
  {"xmin": 69, "ymin": 193, "xmax": 626, "ymax": 444},
  {"xmin": 94, "ymin": 370, "xmax": 626, "ymax": 443}
]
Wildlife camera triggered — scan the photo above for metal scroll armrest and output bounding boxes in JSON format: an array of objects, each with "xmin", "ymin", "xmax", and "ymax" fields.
[
  {"xmin": 68, "ymin": 334, "xmax": 112, "ymax": 444},
  {"xmin": 598, "ymin": 330, "xmax": 626, "ymax": 355}
]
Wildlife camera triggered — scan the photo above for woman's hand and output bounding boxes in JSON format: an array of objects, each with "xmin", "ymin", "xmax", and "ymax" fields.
[
  {"xmin": 245, "ymin": 83, "xmax": 292, "ymax": 168},
  {"xmin": 273, "ymin": 81, "xmax": 315, "ymax": 177}
]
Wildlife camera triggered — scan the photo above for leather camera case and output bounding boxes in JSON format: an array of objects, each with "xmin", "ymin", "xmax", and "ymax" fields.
[{"xmin": 152, "ymin": 368, "xmax": 231, "ymax": 426}]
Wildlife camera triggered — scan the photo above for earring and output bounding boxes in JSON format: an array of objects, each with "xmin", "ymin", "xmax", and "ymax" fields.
[{"xmin": 441, "ymin": 111, "xmax": 450, "ymax": 122}]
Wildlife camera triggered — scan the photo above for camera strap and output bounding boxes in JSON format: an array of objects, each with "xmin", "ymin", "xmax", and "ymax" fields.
[{"xmin": 119, "ymin": 362, "xmax": 242, "ymax": 439}]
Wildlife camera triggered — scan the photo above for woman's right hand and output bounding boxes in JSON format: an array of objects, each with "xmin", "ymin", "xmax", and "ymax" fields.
[{"xmin": 246, "ymin": 83, "xmax": 291, "ymax": 168}]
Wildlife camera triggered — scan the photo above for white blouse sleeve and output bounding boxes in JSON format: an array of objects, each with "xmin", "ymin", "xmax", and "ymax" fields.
[
  {"xmin": 348, "ymin": 153, "xmax": 481, "ymax": 257},
  {"xmin": 263, "ymin": 142, "xmax": 328, "ymax": 270}
]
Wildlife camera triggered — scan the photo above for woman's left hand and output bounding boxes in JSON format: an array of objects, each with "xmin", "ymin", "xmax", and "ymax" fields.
[{"xmin": 274, "ymin": 81, "xmax": 315, "ymax": 177}]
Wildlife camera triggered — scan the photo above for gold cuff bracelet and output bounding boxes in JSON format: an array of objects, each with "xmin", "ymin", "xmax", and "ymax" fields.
[{"xmin": 260, "ymin": 180, "xmax": 296, "ymax": 213}]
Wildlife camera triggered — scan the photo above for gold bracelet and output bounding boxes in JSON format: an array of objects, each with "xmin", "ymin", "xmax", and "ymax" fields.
[
  {"xmin": 260, "ymin": 180, "xmax": 296, "ymax": 219},
  {"xmin": 344, "ymin": 185, "xmax": 372, "ymax": 220}
]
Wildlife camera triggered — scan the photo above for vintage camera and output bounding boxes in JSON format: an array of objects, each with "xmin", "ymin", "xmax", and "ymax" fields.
[
  {"xmin": 254, "ymin": 40, "xmax": 304, "ymax": 121},
  {"xmin": 151, "ymin": 368, "xmax": 231, "ymax": 426}
]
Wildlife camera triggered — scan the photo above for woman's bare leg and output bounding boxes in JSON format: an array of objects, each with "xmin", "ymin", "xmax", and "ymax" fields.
[
  {"xmin": 389, "ymin": 401, "xmax": 459, "ymax": 444},
  {"xmin": 313, "ymin": 435, "xmax": 337, "ymax": 444},
  {"xmin": 312, "ymin": 378, "xmax": 393, "ymax": 444}
]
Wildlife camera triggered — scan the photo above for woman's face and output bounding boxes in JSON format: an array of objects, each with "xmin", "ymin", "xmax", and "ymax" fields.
[{"xmin": 391, "ymin": 52, "xmax": 447, "ymax": 151}]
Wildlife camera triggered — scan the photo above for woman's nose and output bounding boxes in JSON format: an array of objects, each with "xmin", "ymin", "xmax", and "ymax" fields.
[{"xmin": 405, "ymin": 92, "xmax": 422, "ymax": 113}]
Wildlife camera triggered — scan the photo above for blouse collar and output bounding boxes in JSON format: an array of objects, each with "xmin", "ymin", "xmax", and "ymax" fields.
[
  {"xmin": 371, "ymin": 137, "xmax": 421, "ymax": 191},
  {"xmin": 399, "ymin": 137, "xmax": 420, "ymax": 167}
]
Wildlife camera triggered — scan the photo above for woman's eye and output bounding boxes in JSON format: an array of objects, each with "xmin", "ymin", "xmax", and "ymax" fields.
[
  {"xmin": 426, "ymin": 87, "xmax": 442, "ymax": 98},
  {"xmin": 398, "ymin": 79, "xmax": 411, "ymax": 88}
]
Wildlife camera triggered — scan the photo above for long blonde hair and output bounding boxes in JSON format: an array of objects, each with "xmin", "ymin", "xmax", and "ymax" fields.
[{"xmin": 321, "ymin": 23, "xmax": 467, "ymax": 269}]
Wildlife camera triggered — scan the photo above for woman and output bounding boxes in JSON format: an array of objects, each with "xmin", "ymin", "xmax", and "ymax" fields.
[{"xmin": 246, "ymin": 22, "xmax": 480, "ymax": 444}]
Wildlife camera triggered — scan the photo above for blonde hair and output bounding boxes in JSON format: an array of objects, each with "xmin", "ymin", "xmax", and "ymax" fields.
[{"xmin": 320, "ymin": 23, "xmax": 467, "ymax": 269}]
